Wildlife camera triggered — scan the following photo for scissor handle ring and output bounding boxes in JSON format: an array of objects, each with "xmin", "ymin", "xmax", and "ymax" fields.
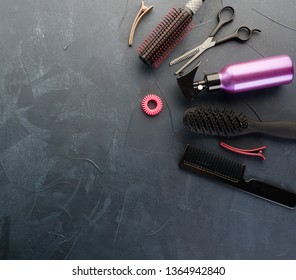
[
  {"xmin": 210, "ymin": 6, "xmax": 235, "ymax": 37},
  {"xmin": 235, "ymin": 26, "xmax": 261, "ymax": 42},
  {"xmin": 218, "ymin": 6, "xmax": 235, "ymax": 23}
]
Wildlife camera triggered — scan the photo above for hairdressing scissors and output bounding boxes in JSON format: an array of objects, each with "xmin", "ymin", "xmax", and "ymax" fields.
[{"xmin": 170, "ymin": 6, "xmax": 261, "ymax": 75}]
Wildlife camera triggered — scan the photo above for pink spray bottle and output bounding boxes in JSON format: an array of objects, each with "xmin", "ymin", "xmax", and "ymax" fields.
[{"xmin": 177, "ymin": 54, "xmax": 294, "ymax": 100}]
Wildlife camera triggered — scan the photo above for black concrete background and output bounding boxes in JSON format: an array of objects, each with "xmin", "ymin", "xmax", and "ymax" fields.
[{"xmin": 0, "ymin": 0, "xmax": 296, "ymax": 259}]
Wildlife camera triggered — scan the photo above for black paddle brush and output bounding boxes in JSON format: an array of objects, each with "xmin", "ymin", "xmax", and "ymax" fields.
[
  {"xmin": 179, "ymin": 144, "xmax": 296, "ymax": 208},
  {"xmin": 183, "ymin": 106, "xmax": 296, "ymax": 139}
]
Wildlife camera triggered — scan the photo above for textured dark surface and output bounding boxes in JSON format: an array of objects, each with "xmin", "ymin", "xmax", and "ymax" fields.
[{"xmin": 0, "ymin": 0, "xmax": 296, "ymax": 260}]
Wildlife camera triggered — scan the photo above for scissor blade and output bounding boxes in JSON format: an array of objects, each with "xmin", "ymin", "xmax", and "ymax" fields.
[
  {"xmin": 174, "ymin": 38, "xmax": 215, "ymax": 75},
  {"xmin": 170, "ymin": 37, "xmax": 215, "ymax": 66},
  {"xmin": 170, "ymin": 46, "xmax": 202, "ymax": 66},
  {"xmin": 174, "ymin": 53, "xmax": 201, "ymax": 75}
]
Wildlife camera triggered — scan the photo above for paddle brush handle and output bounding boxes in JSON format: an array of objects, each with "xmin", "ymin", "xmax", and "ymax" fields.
[{"xmin": 250, "ymin": 121, "xmax": 296, "ymax": 139}]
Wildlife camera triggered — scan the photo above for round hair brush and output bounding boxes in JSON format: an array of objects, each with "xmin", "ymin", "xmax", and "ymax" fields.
[
  {"xmin": 137, "ymin": 0, "xmax": 205, "ymax": 68},
  {"xmin": 183, "ymin": 106, "xmax": 296, "ymax": 139}
]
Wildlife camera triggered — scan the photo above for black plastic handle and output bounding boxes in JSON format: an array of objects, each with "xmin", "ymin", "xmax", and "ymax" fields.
[
  {"xmin": 241, "ymin": 179, "xmax": 296, "ymax": 209},
  {"xmin": 215, "ymin": 27, "xmax": 261, "ymax": 45},
  {"xmin": 251, "ymin": 121, "xmax": 296, "ymax": 139},
  {"xmin": 209, "ymin": 6, "xmax": 235, "ymax": 37}
]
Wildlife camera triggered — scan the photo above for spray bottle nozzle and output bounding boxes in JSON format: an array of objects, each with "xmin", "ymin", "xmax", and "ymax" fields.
[
  {"xmin": 176, "ymin": 62, "xmax": 222, "ymax": 100},
  {"xmin": 176, "ymin": 62, "xmax": 202, "ymax": 100}
]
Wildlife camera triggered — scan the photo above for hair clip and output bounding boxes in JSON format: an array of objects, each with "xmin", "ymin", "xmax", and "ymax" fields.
[
  {"xmin": 129, "ymin": 1, "xmax": 153, "ymax": 46},
  {"xmin": 220, "ymin": 142, "xmax": 267, "ymax": 160}
]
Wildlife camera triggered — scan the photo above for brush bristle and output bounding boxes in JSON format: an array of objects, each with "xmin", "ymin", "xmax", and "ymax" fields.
[
  {"xmin": 183, "ymin": 106, "xmax": 249, "ymax": 137},
  {"xmin": 180, "ymin": 145, "xmax": 245, "ymax": 183},
  {"xmin": 137, "ymin": 8, "xmax": 193, "ymax": 68}
]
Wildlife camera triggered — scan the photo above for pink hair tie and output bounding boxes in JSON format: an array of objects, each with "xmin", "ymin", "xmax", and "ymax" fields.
[{"xmin": 142, "ymin": 94, "xmax": 163, "ymax": 116}]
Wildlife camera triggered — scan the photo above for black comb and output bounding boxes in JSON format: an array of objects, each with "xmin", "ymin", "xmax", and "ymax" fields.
[
  {"xmin": 179, "ymin": 144, "xmax": 296, "ymax": 208},
  {"xmin": 184, "ymin": 106, "xmax": 296, "ymax": 139}
]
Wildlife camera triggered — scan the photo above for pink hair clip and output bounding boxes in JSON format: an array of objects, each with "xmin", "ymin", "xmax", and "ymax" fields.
[{"xmin": 220, "ymin": 142, "xmax": 267, "ymax": 160}]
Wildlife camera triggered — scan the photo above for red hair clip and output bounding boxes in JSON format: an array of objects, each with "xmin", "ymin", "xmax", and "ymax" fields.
[{"xmin": 220, "ymin": 142, "xmax": 267, "ymax": 160}]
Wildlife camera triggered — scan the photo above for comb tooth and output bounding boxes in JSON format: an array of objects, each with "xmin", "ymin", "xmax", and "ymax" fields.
[
  {"xmin": 209, "ymin": 153, "xmax": 221, "ymax": 175},
  {"xmin": 188, "ymin": 146, "xmax": 200, "ymax": 165},
  {"xmin": 231, "ymin": 162, "xmax": 241, "ymax": 179},
  {"xmin": 182, "ymin": 144, "xmax": 245, "ymax": 182},
  {"xmin": 219, "ymin": 157, "xmax": 229, "ymax": 177},
  {"xmin": 186, "ymin": 144, "xmax": 194, "ymax": 157},
  {"xmin": 220, "ymin": 157, "xmax": 242, "ymax": 181},
  {"xmin": 224, "ymin": 158, "xmax": 237, "ymax": 179},
  {"xmin": 186, "ymin": 145, "xmax": 194, "ymax": 163},
  {"xmin": 199, "ymin": 149, "xmax": 208, "ymax": 167},
  {"xmin": 194, "ymin": 147, "xmax": 203, "ymax": 164},
  {"xmin": 188, "ymin": 145, "xmax": 198, "ymax": 164},
  {"xmin": 215, "ymin": 155, "xmax": 227, "ymax": 176}
]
